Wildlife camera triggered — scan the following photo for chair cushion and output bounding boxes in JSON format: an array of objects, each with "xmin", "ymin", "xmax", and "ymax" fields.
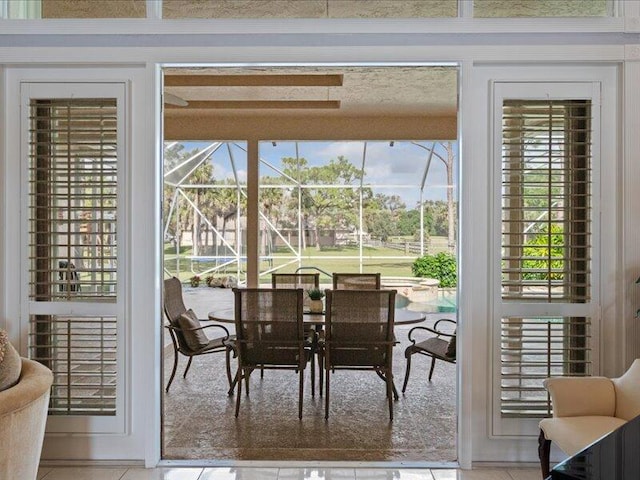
[
  {"xmin": 0, "ymin": 329, "xmax": 21, "ymax": 392},
  {"xmin": 177, "ymin": 309, "xmax": 209, "ymax": 351},
  {"xmin": 412, "ymin": 337, "xmax": 453, "ymax": 361},
  {"xmin": 613, "ymin": 359, "xmax": 640, "ymax": 421},
  {"xmin": 446, "ymin": 331, "xmax": 456, "ymax": 358},
  {"xmin": 539, "ymin": 416, "xmax": 626, "ymax": 456},
  {"xmin": 200, "ymin": 336, "xmax": 229, "ymax": 352}
]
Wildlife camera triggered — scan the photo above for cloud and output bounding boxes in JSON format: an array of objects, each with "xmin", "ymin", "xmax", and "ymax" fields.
[
  {"xmin": 171, "ymin": 140, "xmax": 456, "ymax": 206},
  {"xmin": 312, "ymin": 141, "xmax": 453, "ymax": 188}
]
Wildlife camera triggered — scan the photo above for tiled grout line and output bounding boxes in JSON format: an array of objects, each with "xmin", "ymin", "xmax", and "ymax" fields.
[{"xmin": 36, "ymin": 466, "xmax": 544, "ymax": 480}]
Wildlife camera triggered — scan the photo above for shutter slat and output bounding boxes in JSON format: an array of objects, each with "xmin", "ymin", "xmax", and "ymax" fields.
[
  {"xmin": 501, "ymin": 99, "xmax": 591, "ymax": 303},
  {"xmin": 29, "ymin": 314, "xmax": 117, "ymax": 416},
  {"xmin": 500, "ymin": 316, "xmax": 591, "ymax": 418}
]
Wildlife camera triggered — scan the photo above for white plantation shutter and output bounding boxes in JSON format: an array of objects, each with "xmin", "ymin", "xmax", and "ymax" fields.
[
  {"xmin": 500, "ymin": 316, "xmax": 591, "ymax": 418},
  {"xmin": 501, "ymin": 100, "xmax": 591, "ymax": 303},
  {"xmin": 22, "ymin": 84, "xmax": 125, "ymax": 429},
  {"xmin": 29, "ymin": 99, "xmax": 118, "ymax": 301},
  {"xmin": 492, "ymin": 83, "xmax": 599, "ymax": 432}
]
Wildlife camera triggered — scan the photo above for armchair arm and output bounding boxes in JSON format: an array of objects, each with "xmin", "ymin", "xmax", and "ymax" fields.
[
  {"xmin": 407, "ymin": 319, "xmax": 456, "ymax": 344},
  {"xmin": 544, "ymin": 376, "xmax": 616, "ymax": 418},
  {"xmin": 200, "ymin": 323, "xmax": 231, "ymax": 340},
  {"xmin": 165, "ymin": 322, "xmax": 231, "ymax": 341}
]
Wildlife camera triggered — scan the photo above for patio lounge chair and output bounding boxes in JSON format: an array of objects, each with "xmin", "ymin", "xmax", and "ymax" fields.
[
  {"xmin": 233, "ymin": 288, "xmax": 311, "ymax": 419},
  {"xmin": 163, "ymin": 276, "xmax": 235, "ymax": 393},
  {"xmin": 323, "ymin": 289, "xmax": 397, "ymax": 420},
  {"xmin": 401, "ymin": 319, "xmax": 456, "ymax": 393}
]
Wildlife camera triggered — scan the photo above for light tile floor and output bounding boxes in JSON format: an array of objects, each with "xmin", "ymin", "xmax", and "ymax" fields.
[{"xmin": 37, "ymin": 467, "xmax": 542, "ymax": 480}]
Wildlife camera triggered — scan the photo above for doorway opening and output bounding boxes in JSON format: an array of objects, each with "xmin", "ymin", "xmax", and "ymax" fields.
[{"xmin": 161, "ymin": 64, "xmax": 459, "ymax": 462}]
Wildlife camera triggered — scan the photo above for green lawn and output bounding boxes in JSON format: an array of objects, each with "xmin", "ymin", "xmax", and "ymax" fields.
[{"xmin": 164, "ymin": 239, "xmax": 449, "ymax": 283}]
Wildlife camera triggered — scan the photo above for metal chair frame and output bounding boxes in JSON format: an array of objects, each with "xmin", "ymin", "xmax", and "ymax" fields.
[
  {"xmin": 332, "ymin": 272, "xmax": 382, "ymax": 290},
  {"xmin": 272, "ymin": 273, "xmax": 322, "ymax": 396},
  {"xmin": 323, "ymin": 289, "xmax": 396, "ymax": 420},
  {"xmin": 401, "ymin": 319, "xmax": 456, "ymax": 393},
  {"xmin": 233, "ymin": 288, "xmax": 310, "ymax": 419},
  {"xmin": 163, "ymin": 276, "xmax": 235, "ymax": 393}
]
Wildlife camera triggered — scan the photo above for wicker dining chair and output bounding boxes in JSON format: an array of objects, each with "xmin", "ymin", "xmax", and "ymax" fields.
[
  {"xmin": 163, "ymin": 276, "xmax": 235, "ymax": 393},
  {"xmin": 323, "ymin": 288, "xmax": 397, "ymax": 420},
  {"xmin": 272, "ymin": 273, "xmax": 322, "ymax": 395},
  {"xmin": 401, "ymin": 319, "xmax": 456, "ymax": 393},
  {"xmin": 332, "ymin": 272, "xmax": 381, "ymax": 290},
  {"xmin": 233, "ymin": 288, "xmax": 311, "ymax": 419}
]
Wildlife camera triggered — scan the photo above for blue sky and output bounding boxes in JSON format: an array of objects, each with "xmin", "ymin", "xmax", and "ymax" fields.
[{"xmin": 174, "ymin": 140, "xmax": 457, "ymax": 207}]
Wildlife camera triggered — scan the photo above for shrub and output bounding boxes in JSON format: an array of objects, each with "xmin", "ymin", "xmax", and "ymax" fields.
[
  {"xmin": 412, "ymin": 252, "xmax": 457, "ymax": 288},
  {"xmin": 522, "ymin": 224, "xmax": 565, "ymax": 281}
]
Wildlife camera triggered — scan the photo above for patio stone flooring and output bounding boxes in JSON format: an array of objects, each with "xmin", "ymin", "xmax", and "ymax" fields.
[{"xmin": 162, "ymin": 287, "xmax": 457, "ymax": 462}]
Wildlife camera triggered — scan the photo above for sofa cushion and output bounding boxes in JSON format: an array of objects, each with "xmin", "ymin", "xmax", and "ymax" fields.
[
  {"xmin": 177, "ymin": 309, "xmax": 209, "ymax": 351},
  {"xmin": 539, "ymin": 416, "xmax": 626, "ymax": 456},
  {"xmin": 0, "ymin": 329, "xmax": 21, "ymax": 392}
]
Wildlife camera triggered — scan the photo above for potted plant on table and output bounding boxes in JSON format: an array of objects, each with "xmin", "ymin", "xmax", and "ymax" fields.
[{"xmin": 307, "ymin": 288, "xmax": 325, "ymax": 313}]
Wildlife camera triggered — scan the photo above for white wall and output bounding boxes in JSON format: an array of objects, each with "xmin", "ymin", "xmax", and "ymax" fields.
[{"xmin": 1, "ymin": 15, "xmax": 639, "ymax": 467}]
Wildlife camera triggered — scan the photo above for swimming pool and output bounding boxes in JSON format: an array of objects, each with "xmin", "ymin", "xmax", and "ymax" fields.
[{"xmin": 395, "ymin": 289, "xmax": 457, "ymax": 313}]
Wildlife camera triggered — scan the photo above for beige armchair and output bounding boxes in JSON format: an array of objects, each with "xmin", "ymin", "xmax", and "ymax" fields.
[
  {"xmin": 538, "ymin": 359, "xmax": 640, "ymax": 478},
  {"xmin": 0, "ymin": 358, "xmax": 53, "ymax": 480}
]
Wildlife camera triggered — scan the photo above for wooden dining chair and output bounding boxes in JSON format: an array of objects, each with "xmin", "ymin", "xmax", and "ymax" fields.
[
  {"xmin": 332, "ymin": 272, "xmax": 381, "ymax": 290},
  {"xmin": 323, "ymin": 288, "xmax": 397, "ymax": 420},
  {"xmin": 233, "ymin": 288, "xmax": 311, "ymax": 419}
]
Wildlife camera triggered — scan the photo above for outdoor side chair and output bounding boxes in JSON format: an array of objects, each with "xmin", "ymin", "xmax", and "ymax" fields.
[
  {"xmin": 272, "ymin": 273, "xmax": 322, "ymax": 396},
  {"xmin": 271, "ymin": 273, "xmax": 320, "ymax": 309},
  {"xmin": 233, "ymin": 287, "xmax": 311, "ymax": 419},
  {"xmin": 323, "ymin": 288, "xmax": 397, "ymax": 420},
  {"xmin": 332, "ymin": 272, "xmax": 381, "ymax": 290},
  {"xmin": 401, "ymin": 318, "xmax": 456, "ymax": 393},
  {"xmin": 163, "ymin": 276, "xmax": 236, "ymax": 393}
]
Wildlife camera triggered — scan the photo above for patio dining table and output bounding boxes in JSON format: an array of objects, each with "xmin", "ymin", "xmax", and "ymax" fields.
[
  {"xmin": 208, "ymin": 303, "xmax": 426, "ymax": 400},
  {"xmin": 207, "ymin": 306, "xmax": 427, "ymax": 326}
]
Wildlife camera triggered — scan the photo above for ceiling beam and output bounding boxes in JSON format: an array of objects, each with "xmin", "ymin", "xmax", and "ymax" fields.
[
  {"xmin": 164, "ymin": 74, "xmax": 344, "ymax": 87},
  {"xmin": 166, "ymin": 100, "xmax": 341, "ymax": 109},
  {"xmin": 165, "ymin": 112, "xmax": 457, "ymax": 141}
]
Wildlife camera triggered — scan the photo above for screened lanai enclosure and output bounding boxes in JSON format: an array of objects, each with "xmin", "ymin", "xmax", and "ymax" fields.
[{"xmin": 163, "ymin": 140, "xmax": 457, "ymax": 285}]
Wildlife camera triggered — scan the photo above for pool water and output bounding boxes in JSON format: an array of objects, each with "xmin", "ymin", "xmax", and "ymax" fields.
[{"xmin": 395, "ymin": 290, "xmax": 457, "ymax": 313}]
